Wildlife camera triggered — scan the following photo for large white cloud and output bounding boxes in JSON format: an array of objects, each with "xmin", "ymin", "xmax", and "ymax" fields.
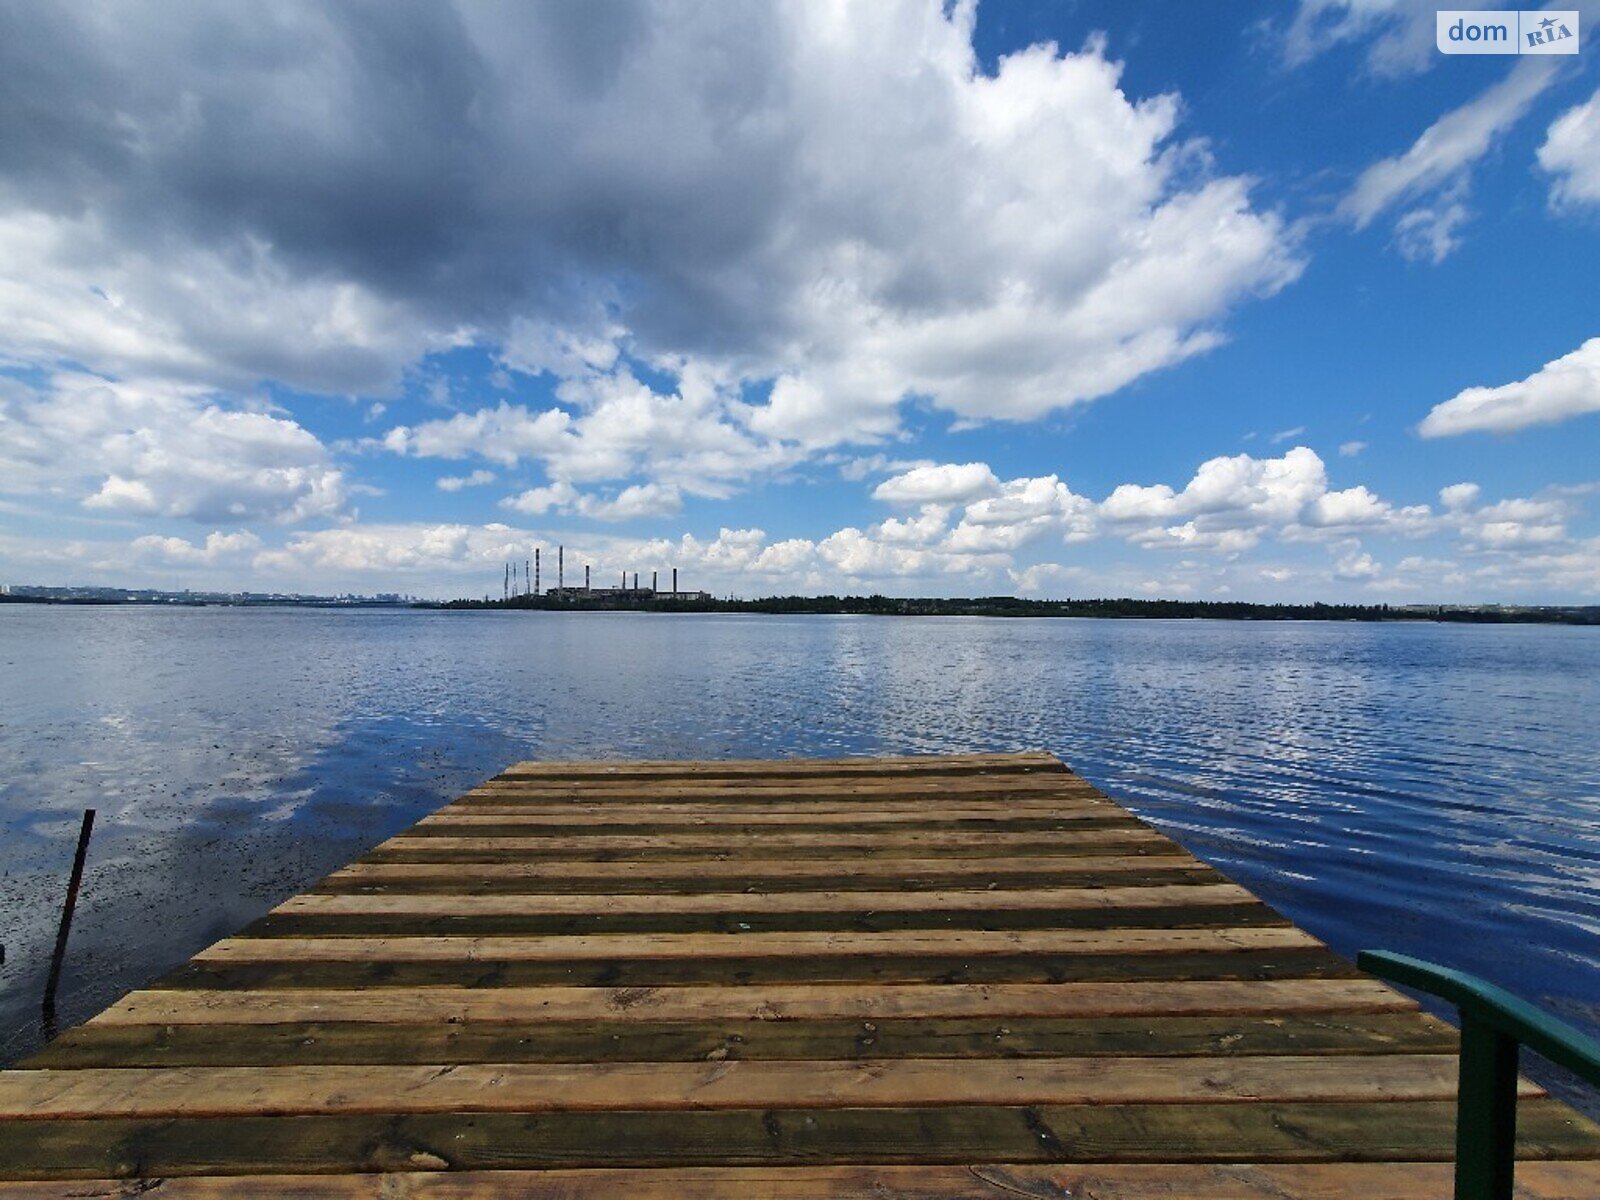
[
  {"xmin": 502, "ymin": 480, "xmax": 684, "ymax": 523},
  {"xmin": 0, "ymin": 2, "xmax": 1296, "ymax": 447},
  {"xmin": 0, "ymin": 373, "xmax": 347, "ymax": 524},
  {"xmin": 130, "ymin": 530, "xmax": 262, "ymax": 565},
  {"xmin": 869, "ymin": 448, "xmax": 1437, "ymax": 567},
  {"xmin": 1420, "ymin": 338, "xmax": 1600, "ymax": 437},
  {"xmin": 873, "ymin": 463, "xmax": 1000, "ymax": 506},
  {"xmin": 387, "ymin": 368, "xmax": 798, "ymax": 497}
]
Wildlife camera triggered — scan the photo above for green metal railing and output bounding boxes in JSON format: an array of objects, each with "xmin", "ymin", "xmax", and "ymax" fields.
[{"xmin": 1358, "ymin": 950, "xmax": 1600, "ymax": 1200}]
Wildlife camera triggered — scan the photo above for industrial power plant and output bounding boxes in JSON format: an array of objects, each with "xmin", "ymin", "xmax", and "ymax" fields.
[{"xmin": 495, "ymin": 546, "xmax": 710, "ymax": 605}]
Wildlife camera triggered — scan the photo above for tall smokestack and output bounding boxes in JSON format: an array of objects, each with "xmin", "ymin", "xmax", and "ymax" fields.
[
  {"xmin": 652, "ymin": 570, "xmax": 658, "ymax": 592},
  {"xmin": 558, "ymin": 546, "xmax": 564, "ymax": 589},
  {"xmin": 633, "ymin": 573, "xmax": 638, "ymax": 590},
  {"xmin": 672, "ymin": 568, "xmax": 678, "ymax": 594},
  {"xmin": 535, "ymin": 548, "xmax": 541, "ymax": 595},
  {"xmin": 504, "ymin": 562, "xmax": 509, "ymax": 601},
  {"xmin": 525, "ymin": 560, "xmax": 530, "ymax": 596},
  {"xmin": 585, "ymin": 564, "xmax": 590, "ymax": 590}
]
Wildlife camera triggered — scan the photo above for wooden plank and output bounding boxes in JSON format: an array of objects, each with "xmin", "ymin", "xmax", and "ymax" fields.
[
  {"xmin": 474, "ymin": 768, "xmax": 1091, "ymax": 786},
  {"xmin": 318, "ymin": 855, "xmax": 1218, "ymax": 895},
  {"xmin": 258, "ymin": 886, "xmax": 1282, "ymax": 937},
  {"xmin": 476, "ymin": 764, "xmax": 1088, "ymax": 784},
  {"xmin": 432, "ymin": 803, "xmax": 1120, "ymax": 825},
  {"xmin": 0, "ymin": 1055, "xmax": 1529, "ymax": 1120},
  {"xmin": 375, "ymin": 828, "xmax": 1158, "ymax": 850},
  {"xmin": 5, "ymin": 1161, "xmax": 1598, "ymax": 1199},
  {"xmin": 29, "ymin": 1012, "xmax": 1459, "ymax": 1069},
  {"xmin": 365, "ymin": 828, "xmax": 1172, "ymax": 861},
  {"xmin": 194, "ymin": 927, "xmax": 1324, "ymax": 964},
  {"xmin": 496, "ymin": 752, "xmax": 1066, "ymax": 778},
  {"xmin": 154, "ymin": 946, "xmax": 1361, "ymax": 990},
  {"xmin": 470, "ymin": 775, "xmax": 1094, "ymax": 794},
  {"xmin": 274, "ymin": 884, "xmax": 1261, "ymax": 918},
  {"xmin": 91, "ymin": 978, "xmax": 1419, "ymax": 1027},
  {"xmin": 2, "ymin": 1101, "xmax": 1596, "ymax": 1178},
  {"xmin": 257, "ymin": 886, "xmax": 1280, "ymax": 937},
  {"xmin": 404, "ymin": 816, "xmax": 1139, "ymax": 839},
  {"xmin": 246, "ymin": 906, "xmax": 1286, "ymax": 940},
  {"xmin": 418, "ymin": 810, "xmax": 1121, "ymax": 832},
  {"xmin": 463, "ymin": 777, "xmax": 1101, "ymax": 802}
]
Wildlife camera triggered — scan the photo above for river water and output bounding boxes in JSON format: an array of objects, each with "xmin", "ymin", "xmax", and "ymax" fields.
[{"xmin": 2, "ymin": 604, "xmax": 1596, "ymax": 1092}]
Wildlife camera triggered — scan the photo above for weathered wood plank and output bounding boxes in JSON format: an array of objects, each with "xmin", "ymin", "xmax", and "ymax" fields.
[
  {"xmin": 0, "ymin": 1056, "xmax": 1535, "ymax": 1120},
  {"xmin": 275, "ymin": 884, "xmax": 1260, "ymax": 917},
  {"xmin": 2, "ymin": 1101, "xmax": 1596, "ymax": 1179},
  {"xmin": 365, "ymin": 828, "xmax": 1174, "ymax": 862},
  {"xmin": 195, "ymin": 927, "xmax": 1323, "ymax": 964},
  {"xmin": 252, "ymin": 885, "xmax": 1282, "ymax": 937},
  {"xmin": 245, "ymin": 905, "xmax": 1285, "ymax": 939},
  {"xmin": 4, "ymin": 1161, "xmax": 1599, "ymax": 1198},
  {"xmin": 432, "ymin": 798, "xmax": 1112, "ymax": 820},
  {"xmin": 29, "ymin": 1012, "xmax": 1457, "ymax": 1069},
  {"xmin": 376, "ymin": 827, "xmax": 1155, "ymax": 850},
  {"xmin": 405, "ymin": 818, "xmax": 1139, "ymax": 840},
  {"xmin": 496, "ymin": 752, "xmax": 1066, "ymax": 778},
  {"xmin": 462, "ymin": 778, "xmax": 1101, "ymax": 803},
  {"xmin": 318, "ymin": 855, "xmax": 1217, "ymax": 896},
  {"xmin": 417, "ymin": 813, "xmax": 1124, "ymax": 835},
  {"xmin": 154, "ymin": 946, "xmax": 1362, "ymax": 990},
  {"xmin": 90, "ymin": 979, "xmax": 1419, "ymax": 1027}
]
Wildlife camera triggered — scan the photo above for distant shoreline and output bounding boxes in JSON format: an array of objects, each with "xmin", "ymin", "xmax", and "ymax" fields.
[
  {"xmin": 5, "ymin": 591, "xmax": 1597, "ymax": 625},
  {"xmin": 433, "ymin": 594, "xmax": 1600, "ymax": 626}
]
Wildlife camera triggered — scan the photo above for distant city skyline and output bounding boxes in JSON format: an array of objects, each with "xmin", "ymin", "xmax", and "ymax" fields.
[{"xmin": 2, "ymin": 2, "xmax": 1598, "ymax": 602}]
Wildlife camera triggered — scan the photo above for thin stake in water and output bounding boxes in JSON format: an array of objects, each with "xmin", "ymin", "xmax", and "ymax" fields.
[{"xmin": 42, "ymin": 808, "xmax": 95, "ymax": 1024}]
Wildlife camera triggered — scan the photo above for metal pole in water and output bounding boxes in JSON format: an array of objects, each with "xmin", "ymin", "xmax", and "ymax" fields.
[{"xmin": 43, "ymin": 808, "xmax": 95, "ymax": 1021}]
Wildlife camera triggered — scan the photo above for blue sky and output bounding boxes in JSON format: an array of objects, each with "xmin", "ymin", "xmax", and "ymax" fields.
[{"xmin": 2, "ymin": 1, "xmax": 1598, "ymax": 601}]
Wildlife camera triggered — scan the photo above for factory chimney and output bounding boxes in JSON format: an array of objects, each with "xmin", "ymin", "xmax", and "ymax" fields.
[
  {"xmin": 585, "ymin": 564, "xmax": 590, "ymax": 590},
  {"xmin": 672, "ymin": 567, "xmax": 678, "ymax": 594},
  {"xmin": 558, "ymin": 546, "xmax": 564, "ymax": 589},
  {"xmin": 535, "ymin": 548, "xmax": 541, "ymax": 595}
]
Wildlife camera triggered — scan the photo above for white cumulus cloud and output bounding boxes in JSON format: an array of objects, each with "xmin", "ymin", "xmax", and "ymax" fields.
[
  {"xmin": 873, "ymin": 463, "xmax": 1001, "ymax": 506},
  {"xmin": 0, "ymin": 373, "xmax": 347, "ymax": 524},
  {"xmin": 1420, "ymin": 338, "xmax": 1600, "ymax": 436}
]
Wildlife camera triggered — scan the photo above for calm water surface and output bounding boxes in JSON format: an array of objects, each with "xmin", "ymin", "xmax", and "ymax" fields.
[{"xmin": 2, "ymin": 606, "xmax": 1597, "ymax": 1085}]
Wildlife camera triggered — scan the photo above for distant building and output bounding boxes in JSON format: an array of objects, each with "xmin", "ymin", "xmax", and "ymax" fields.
[{"xmin": 540, "ymin": 585, "xmax": 710, "ymax": 603}]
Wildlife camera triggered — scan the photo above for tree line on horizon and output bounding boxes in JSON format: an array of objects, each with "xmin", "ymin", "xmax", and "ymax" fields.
[{"xmin": 438, "ymin": 592, "xmax": 1600, "ymax": 625}]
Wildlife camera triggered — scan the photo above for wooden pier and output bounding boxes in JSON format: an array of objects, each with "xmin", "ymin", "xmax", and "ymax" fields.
[{"xmin": 2, "ymin": 751, "xmax": 1596, "ymax": 1196}]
